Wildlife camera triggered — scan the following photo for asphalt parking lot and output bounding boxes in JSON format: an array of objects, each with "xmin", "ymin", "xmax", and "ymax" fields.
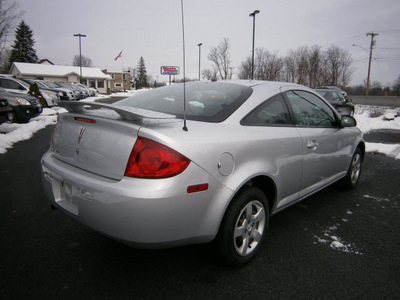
[{"xmin": 1, "ymin": 124, "xmax": 399, "ymax": 299}]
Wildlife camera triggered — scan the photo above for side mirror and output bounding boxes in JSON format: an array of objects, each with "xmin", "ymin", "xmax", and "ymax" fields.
[{"xmin": 341, "ymin": 115, "xmax": 357, "ymax": 127}]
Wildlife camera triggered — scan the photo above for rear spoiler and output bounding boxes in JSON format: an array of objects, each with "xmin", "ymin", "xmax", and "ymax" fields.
[{"xmin": 58, "ymin": 101, "xmax": 176, "ymax": 121}]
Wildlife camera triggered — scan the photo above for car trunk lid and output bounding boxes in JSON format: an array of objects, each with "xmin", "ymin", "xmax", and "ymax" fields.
[{"xmin": 51, "ymin": 101, "xmax": 176, "ymax": 180}]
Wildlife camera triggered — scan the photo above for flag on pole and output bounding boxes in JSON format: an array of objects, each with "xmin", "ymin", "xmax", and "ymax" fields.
[{"xmin": 114, "ymin": 50, "xmax": 123, "ymax": 61}]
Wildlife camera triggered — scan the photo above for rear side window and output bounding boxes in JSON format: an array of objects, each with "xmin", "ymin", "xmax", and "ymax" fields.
[
  {"xmin": 285, "ymin": 90, "xmax": 337, "ymax": 127},
  {"xmin": 242, "ymin": 94, "xmax": 291, "ymax": 126},
  {"xmin": 115, "ymin": 82, "xmax": 253, "ymax": 122}
]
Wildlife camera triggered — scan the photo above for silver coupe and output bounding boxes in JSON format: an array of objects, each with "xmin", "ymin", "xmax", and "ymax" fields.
[{"xmin": 41, "ymin": 80, "xmax": 364, "ymax": 266}]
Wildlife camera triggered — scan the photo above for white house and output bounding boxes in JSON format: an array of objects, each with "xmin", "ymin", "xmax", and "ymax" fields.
[{"xmin": 9, "ymin": 62, "xmax": 112, "ymax": 94}]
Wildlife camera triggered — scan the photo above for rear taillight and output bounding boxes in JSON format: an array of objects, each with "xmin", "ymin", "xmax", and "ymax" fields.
[{"xmin": 125, "ymin": 137, "xmax": 190, "ymax": 178}]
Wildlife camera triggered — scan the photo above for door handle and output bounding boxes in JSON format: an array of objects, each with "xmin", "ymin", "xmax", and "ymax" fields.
[{"xmin": 307, "ymin": 140, "xmax": 319, "ymax": 150}]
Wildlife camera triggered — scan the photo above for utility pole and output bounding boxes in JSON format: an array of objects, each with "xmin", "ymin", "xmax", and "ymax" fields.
[{"xmin": 366, "ymin": 32, "xmax": 378, "ymax": 96}]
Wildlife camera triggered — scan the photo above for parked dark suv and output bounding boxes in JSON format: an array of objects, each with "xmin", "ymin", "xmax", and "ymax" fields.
[
  {"xmin": 0, "ymin": 97, "xmax": 13, "ymax": 124},
  {"xmin": 0, "ymin": 87, "xmax": 42, "ymax": 123}
]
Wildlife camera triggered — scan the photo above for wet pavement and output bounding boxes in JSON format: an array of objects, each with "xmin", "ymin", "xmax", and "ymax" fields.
[{"xmin": 364, "ymin": 129, "xmax": 400, "ymax": 144}]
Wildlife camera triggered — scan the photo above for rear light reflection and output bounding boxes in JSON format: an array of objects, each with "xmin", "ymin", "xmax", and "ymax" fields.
[
  {"xmin": 125, "ymin": 137, "xmax": 190, "ymax": 179},
  {"xmin": 74, "ymin": 117, "xmax": 96, "ymax": 124},
  {"xmin": 187, "ymin": 184, "xmax": 209, "ymax": 194}
]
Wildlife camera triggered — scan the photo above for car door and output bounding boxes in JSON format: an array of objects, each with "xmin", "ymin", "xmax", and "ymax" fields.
[
  {"xmin": 241, "ymin": 93, "xmax": 303, "ymax": 209},
  {"xmin": 283, "ymin": 90, "xmax": 350, "ymax": 198}
]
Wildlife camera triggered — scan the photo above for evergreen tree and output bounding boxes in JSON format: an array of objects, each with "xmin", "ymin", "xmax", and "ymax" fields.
[
  {"xmin": 135, "ymin": 56, "xmax": 149, "ymax": 89},
  {"xmin": 9, "ymin": 20, "xmax": 38, "ymax": 64}
]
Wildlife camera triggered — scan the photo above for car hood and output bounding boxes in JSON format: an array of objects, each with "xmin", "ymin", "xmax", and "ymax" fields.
[{"xmin": 0, "ymin": 90, "xmax": 38, "ymax": 102}]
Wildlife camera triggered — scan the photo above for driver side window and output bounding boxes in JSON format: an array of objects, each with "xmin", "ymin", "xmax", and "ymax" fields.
[{"xmin": 285, "ymin": 90, "xmax": 337, "ymax": 127}]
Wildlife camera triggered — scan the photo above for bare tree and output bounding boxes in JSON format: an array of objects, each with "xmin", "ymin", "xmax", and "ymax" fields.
[
  {"xmin": 263, "ymin": 51, "xmax": 283, "ymax": 81},
  {"xmin": 201, "ymin": 68, "xmax": 218, "ymax": 81},
  {"xmin": 0, "ymin": 0, "xmax": 19, "ymax": 53},
  {"xmin": 207, "ymin": 37, "xmax": 232, "ymax": 79},
  {"xmin": 392, "ymin": 75, "xmax": 400, "ymax": 96},
  {"xmin": 238, "ymin": 49, "xmax": 283, "ymax": 81},
  {"xmin": 72, "ymin": 54, "xmax": 93, "ymax": 67},
  {"xmin": 241, "ymin": 43, "xmax": 353, "ymax": 88},
  {"xmin": 281, "ymin": 45, "xmax": 353, "ymax": 87},
  {"xmin": 238, "ymin": 57, "xmax": 252, "ymax": 79},
  {"xmin": 308, "ymin": 45, "xmax": 324, "ymax": 87},
  {"xmin": 283, "ymin": 51, "xmax": 297, "ymax": 83},
  {"xmin": 324, "ymin": 45, "xmax": 353, "ymax": 87},
  {"xmin": 293, "ymin": 46, "xmax": 309, "ymax": 85},
  {"xmin": 0, "ymin": 48, "xmax": 10, "ymax": 72}
]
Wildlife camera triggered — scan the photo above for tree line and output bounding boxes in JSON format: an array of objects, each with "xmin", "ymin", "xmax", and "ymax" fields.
[
  {"xmin": 203, "ymin": 37, "xmax": 353, "ymax": 88},
  {"xmin": 202, "ymin": 37, "xmax": 400, "ymax": 96}
]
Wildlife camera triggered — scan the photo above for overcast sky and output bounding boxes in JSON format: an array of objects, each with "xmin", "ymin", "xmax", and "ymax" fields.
[{"xmin": 12, "ymin": 0, "xmax": 400, "ymax": 86}]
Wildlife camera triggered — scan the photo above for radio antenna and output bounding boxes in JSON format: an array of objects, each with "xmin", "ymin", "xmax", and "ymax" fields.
[{"xmin": 181, "ymin": 0, "xmax": 188, "ymax": 131}]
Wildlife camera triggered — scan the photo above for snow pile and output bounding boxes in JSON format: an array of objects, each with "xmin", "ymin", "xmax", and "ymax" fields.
[
  {"xmin": 355, "ymin": 106, "xmax": 400, "ymax": 133},
  {"xmin": 0, "ymin": 107, "xmax": 61, "ymax": 154},
  {"xmin": 354, "ymin": 105, "xmax": 400, "ymax": 159}
]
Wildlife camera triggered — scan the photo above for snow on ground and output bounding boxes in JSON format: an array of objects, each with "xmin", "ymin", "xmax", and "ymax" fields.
[
  {"xmin": 0, "ymin": 99, "xmax": 399, "ymax": 156},
  {"xmin": 313, "ymin": 221, "xmax": 363, "ymax": 255},
  {"xmin": 312, "ymin": 207, "xmax": 364, "ymax": 255},
  {"xmin": 354, "ymin": 105, "xmax": 400, "ymax": 159}
]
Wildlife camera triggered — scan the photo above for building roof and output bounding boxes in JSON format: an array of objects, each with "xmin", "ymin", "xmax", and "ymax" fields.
[
  {"xmin": 38, "ymin": 58, "xmax": 54, "ymax": 65},
  {"xmin": 10, "ymin": 62, "xmax": 112, "ymax": 79},
  {"xmin": 102, "ymin": 67, "xmax": 130, "ymax": 74}
]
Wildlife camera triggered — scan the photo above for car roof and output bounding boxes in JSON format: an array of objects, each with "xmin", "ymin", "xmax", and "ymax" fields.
[{"xmin": 220, "ymin": 79, "xmax": 302, "ymax": 89}]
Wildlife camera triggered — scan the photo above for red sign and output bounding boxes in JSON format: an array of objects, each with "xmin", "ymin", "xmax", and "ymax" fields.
[{"xmin": 161, "ymin": 66, "xmax": 180, "ymax": 75}]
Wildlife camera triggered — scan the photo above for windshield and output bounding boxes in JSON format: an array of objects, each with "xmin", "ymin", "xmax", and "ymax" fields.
[
  {"xmin": 115, "ymin": 82, "xmax": 252, "ymax": 122},
  {"xmin": 315, "ymin": 90, "xmax": 345, "ymax": 103},
  {"xmin": 15, "ymin": 79, "xmax": 30, "ymax": 88},
  {"xmin": 42, "ymin": 81, "xmax": 57, "ymax": 88}
]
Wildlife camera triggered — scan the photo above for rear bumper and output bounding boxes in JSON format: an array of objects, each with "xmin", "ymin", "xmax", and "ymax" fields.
[{"xmin": 41, "ymin": 151, "xmax": 233, "ymax": 248}]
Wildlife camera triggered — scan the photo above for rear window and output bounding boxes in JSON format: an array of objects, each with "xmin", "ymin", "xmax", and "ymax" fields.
[{"xmin": 115, "ymin": 82, "xmax": 253, "ymax": 122}]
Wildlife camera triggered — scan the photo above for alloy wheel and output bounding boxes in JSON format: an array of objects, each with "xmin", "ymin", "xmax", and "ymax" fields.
[{"xmin": 233, "ymin": 200, "xmax": 266, "ymax": 256}]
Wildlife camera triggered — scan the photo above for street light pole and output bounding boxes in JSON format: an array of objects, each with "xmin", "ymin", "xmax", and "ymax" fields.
[
  {"xmin": 249, "ymin": 10, "xmax": 260, "ymax": 80},
  {"xmin": 197, "ymin": 43, "xmax": 203, "ymax": 81},
  {"xmin": 73, "ymin": 33, "xmax": 86, "ymax": 84}
]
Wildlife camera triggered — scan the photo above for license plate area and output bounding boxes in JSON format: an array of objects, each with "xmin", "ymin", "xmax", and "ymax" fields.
[{"xmin": 52, "ymin": 178, "xmax": 79, "ymax": 215}]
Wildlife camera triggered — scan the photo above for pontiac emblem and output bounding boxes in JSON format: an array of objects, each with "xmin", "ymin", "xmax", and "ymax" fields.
[{"xmin": 78, "ymin": 127, "xmax": 86, "ymax": 144}]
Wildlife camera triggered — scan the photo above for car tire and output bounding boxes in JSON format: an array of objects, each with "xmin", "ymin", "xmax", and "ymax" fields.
[
  {"xmin": 6, "ymin": 111, "xmax": 17, "ymax": 124},
  {"xmin": 216, "ymin": 186, "xmax": 269, "ymax": 266},
  {"xmin": 342, "ymin": 148, "xmax": 363, "ymax": 190}
]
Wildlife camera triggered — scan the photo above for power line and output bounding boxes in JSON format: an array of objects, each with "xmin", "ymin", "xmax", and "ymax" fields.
[{"xmin": 324, "ymin": 34, "xmax": 365, "ymax": 47}]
